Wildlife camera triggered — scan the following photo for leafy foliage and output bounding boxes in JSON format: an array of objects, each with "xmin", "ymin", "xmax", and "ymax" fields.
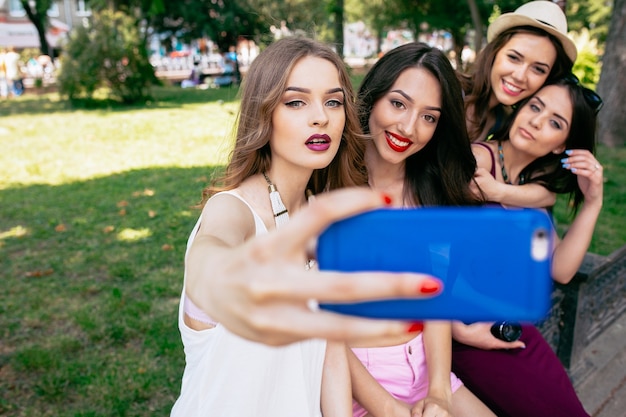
[
  {"xmin": 567, "ymin": 0, "xmax": 613, "ymax": 44},
  {"xmin": 57, "ymin": 9, "xmax": 157, "ymax": 104}
]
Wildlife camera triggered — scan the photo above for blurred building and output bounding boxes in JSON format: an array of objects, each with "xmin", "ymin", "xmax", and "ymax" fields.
[{"xmin": 0, "ymin": 0, "xmax": 90, "ymax": 53}]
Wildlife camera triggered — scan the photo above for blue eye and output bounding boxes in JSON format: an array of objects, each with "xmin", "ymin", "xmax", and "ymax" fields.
[
  {"xmin": 285, "ymin": 100, "xmax": 305, "ymax": 108},
  {"xmin": 549, "ymin": 120, "xmax": 562, "ymax": 130},
  {"xmin": 326, "ymin": 99, "xmax": 343, "ymax": 108}
]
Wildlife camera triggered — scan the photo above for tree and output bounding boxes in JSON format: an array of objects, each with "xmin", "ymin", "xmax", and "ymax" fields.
[
  {"xmin": 345, "ymin": 0, "xmax": 406, "ymax": 55},
  {"xmin": 330, "ymin": 0, "xmax": 345, "ymax": 58},
  {"xmin": 596, "ymin": 0, "xmax": 625, "ymax": 147},
  {"xmin": 467, "ymin": 0, "xmax": 483, "ymax": 52},
  {"xmin": 58, "ymin": 9, "xmax": 156, "ymax": 104},
  {"xmin": 19, "ymin": 0, "xmax": 53, "ymax": 56},
  {"xmin": 567, "ymin": 0, "xmax": 612, "ymax": 43}
]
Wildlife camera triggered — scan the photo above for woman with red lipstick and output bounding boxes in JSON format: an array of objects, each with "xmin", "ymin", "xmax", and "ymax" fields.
[
  {"xmin": 171, "ymin": 37, "xmax": 443, "ymax": 417},
  {"xmin": 461, "ymin": 1, "xmax": 578, "ymax": 209},
  {"xmin": 347, "ymin": 42, "xmax": 495, "ymax": 417},
  {"xmin": 452, "ymin": 77, "xmax": 603, "ymax": 417}
]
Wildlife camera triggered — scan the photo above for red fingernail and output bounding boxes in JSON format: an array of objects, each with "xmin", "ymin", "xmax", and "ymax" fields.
[
  {"xmin": 407, "ymin": 322, "xmax": 424, "ymax": 333},
  {"xmin": 418, "ymin": 278, "xmax": 442, "ymax": 294},
  {"xmin": 381, "ymin": 193, "xmax": 392, "ymax": 206}
]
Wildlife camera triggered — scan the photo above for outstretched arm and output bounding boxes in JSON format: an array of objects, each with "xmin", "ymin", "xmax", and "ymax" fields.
[
  {"xmin": 551, "ymin": 150, "xmax": 603, "ymax": 284},
  {"xmin": 186, "ymin": 187, "xmax": 443, "ymax": 346},
  {"xmin": 474, "ymin": 171, "xmax": 557, "ymax": 208},
  {"xmin": 470, "ymin": 142, "xmax": 556, "ymax": 207}
]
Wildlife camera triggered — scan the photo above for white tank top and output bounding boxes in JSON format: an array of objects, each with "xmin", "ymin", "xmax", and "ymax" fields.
[{"xmin": 171, "ymin": 190, "xmax": 325, "ymax": 417}]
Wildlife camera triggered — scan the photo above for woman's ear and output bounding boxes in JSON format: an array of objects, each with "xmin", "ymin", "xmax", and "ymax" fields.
[{"xmin": 552, "ymin": 144, "xmax": 566, "ymax": 154}]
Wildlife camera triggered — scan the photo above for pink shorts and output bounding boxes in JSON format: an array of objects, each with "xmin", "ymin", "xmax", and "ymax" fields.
[{"xmin": 352, "ymin": 333, "xmax": 463, "ymax": 417}]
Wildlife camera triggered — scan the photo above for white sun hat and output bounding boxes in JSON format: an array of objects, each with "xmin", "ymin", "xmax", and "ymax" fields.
[{"xmin": 487, "ymin": 1, "xmax": 577, "ymax": 63}]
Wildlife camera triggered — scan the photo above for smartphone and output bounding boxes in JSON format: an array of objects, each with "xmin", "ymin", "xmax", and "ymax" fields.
[{"xmin": 316, "ymin": 207, "xmax": 553, "ymax": 322}]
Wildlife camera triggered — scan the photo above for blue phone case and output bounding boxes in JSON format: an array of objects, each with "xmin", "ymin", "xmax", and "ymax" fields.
[{"xmin": 317, "ymin": 207, "xmax": 553, "ymax": 322}]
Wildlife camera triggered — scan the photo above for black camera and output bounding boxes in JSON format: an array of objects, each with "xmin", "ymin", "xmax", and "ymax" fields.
[{"xmin": 490, "ymin": 321, "xmax": 523, "ymax": 342}]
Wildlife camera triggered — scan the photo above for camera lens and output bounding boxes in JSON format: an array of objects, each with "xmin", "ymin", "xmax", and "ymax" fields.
[{"xmin": 490, "ymin": 321, "xmax": 523, "ymax": 342}]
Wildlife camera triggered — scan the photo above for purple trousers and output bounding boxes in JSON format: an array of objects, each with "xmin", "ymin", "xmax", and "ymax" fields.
[{"xmin": 452, "ymin": 324, "xmax": 590, "ymax": 417}]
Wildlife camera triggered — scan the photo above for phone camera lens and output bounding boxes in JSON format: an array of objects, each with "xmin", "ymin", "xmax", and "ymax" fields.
[{"xmin": 490, "ymin": 321, "xmax": 523, "ymax": 342}]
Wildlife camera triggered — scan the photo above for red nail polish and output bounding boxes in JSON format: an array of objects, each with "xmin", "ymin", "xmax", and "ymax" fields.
[
  {"xmin": 381, "ymin": 193, "xmax": 392, "ymax": 206},
  {"xmin": 407, "ymin": 322, "xmax": 424, "ymax": 333},
  {"xmin": 418, "ymin": 278, "xmax": 442, "ymax": 294}
]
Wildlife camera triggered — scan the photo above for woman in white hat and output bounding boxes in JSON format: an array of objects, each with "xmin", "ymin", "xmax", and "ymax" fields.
[{"xmin": 461, "ymin": 0, "xmax": 577, "ymax": 144}]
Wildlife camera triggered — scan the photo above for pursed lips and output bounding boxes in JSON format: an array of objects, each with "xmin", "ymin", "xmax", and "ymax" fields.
[{"xmin": 518, "ymin": 126, "xmax": 535, "ymax": 141}]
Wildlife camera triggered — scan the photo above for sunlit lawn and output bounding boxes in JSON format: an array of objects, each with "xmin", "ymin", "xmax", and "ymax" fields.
[
  {"xmin": 0, "ymin": 86, "xmax": 239, "ymax": 416},
  {"xmin": 0, "ymin": 82, "xmax": 624, "ymax": 416}
]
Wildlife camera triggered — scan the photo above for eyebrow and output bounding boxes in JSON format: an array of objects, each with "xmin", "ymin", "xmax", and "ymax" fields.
[
  {"xmin": 285, "ymin": 86, "xmax": 344, "ymax": 95},
  {"xmin": 508, "ymin": 49, "xmax": 551, "ymax": 69},
  {"xmin": 391, "ymin": 89, "xmax": 442, "ymax": 112},
  {"xmin": 534, "ymin": 96, "xmax": 570, "ymax": 128}
]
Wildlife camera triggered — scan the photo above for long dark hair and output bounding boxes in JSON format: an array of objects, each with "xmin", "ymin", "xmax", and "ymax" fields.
[
  {"xmin": 491, "ymin": 78, "xmax": 598, "ymax": 213},
  {"xmin": 359, "ymin": 42, "xmax": 479, "ymax": 206},
  {"xmin": 460, "ymin": 26, "xmax": 574, "ymax": 142}
]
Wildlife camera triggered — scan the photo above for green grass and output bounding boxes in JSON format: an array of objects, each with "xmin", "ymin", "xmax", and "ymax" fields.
[
  {"xmin": 1, "ymin": 83, "xmax": 624, "ymax": 416},
  {"xmin": 0, "ymin": 86, "xmax": 236, "ymax": 416}
]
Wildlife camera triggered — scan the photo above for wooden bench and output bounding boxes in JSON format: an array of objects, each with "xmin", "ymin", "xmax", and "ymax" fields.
[{"xmin": 538, "ymin": 245, "xmax": 626, "ymax": 377}]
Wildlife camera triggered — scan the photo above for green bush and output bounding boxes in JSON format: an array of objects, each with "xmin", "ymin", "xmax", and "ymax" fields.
[
  {"xmin": 58, "ymin": 9, "xmax": 156, "ymax": 104},
  {"xmin": 571, "ymin": 28, "xmax": 602, "ymax": 88}
]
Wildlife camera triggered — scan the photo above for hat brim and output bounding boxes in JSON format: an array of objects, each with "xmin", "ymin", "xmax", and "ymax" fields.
[{"xmin": 487, "ymin": 15, "xmax": 577, "ymax": 63}]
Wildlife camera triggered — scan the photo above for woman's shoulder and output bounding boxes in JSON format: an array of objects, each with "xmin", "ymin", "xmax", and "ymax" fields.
[
  {"xmin": 198, "ymin": 190, "xmax": 259, "ymax": 239},
  {"xmin": 471, "ymin": 141, "xmax": 497, "ymax": 172},
  {"xmin": 471, "ymin": 141, "xmax": 497, "ymax": 156}
]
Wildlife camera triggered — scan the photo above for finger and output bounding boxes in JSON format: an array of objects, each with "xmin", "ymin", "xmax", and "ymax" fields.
[
  {"xmin": 243, "ymin": 306, "xmax": 424, "ymax": 346},
  {"xmin": 252, "ymin": 269, "xmax": 443, "ymax": 304},
  {"xmin": 491, "ymin": 339, "xmax": 526, "ymax": 350},
  {"xmin": 280, "ymin": 187, "xmax": 388, "ymax": 251},
  {"xmin": 592, "ymin": 162, "xmax": 602, "ymax": 173},
  {"xmin": 564, "ymin": 149, "xmax": 592, "ymax": 158}
]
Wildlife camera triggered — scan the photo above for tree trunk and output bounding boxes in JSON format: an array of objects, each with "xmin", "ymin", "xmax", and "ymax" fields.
[
  {"xmin": 21, "ymin": 1, "xmax": 50, "ymax": 56},
  {"xmin": 596, "ymin": 0, "xmax": 626, "ymax": 147},
  {"xmin": 467, "ymin": 0, "xmax": 483, "ymax": 52},
  {"xmin": 333, "ymin": 0, "xmax": 345, "ymax": 59},
  {"xmin": 33, "ymin": 18, "xmax": 50, "ymax": 57}
]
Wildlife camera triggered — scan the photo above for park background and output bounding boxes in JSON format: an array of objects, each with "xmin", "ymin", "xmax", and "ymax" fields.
[{"xmin": 1, "ymin": 0, "xmax": 625, "ymax": 415}]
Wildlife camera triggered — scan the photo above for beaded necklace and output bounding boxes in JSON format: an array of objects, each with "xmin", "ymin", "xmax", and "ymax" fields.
[{"xmin": 498, "ymin": 141, "xmax": 525, "ymax": 185}]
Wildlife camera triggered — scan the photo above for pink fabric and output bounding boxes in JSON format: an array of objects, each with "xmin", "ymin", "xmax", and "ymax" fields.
[
  {"xmin": 352, "ymin": 334, "xmax": 463, "ymax": 417},
  {"xmin": 183, "ymin": 293, "xmax": 217, "ymax": 326}
]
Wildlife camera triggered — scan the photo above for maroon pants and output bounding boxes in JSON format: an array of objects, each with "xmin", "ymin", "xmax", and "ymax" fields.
[{"xmin": 452, "ymin": 324, "xmax": 590, "ymax": 417}]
